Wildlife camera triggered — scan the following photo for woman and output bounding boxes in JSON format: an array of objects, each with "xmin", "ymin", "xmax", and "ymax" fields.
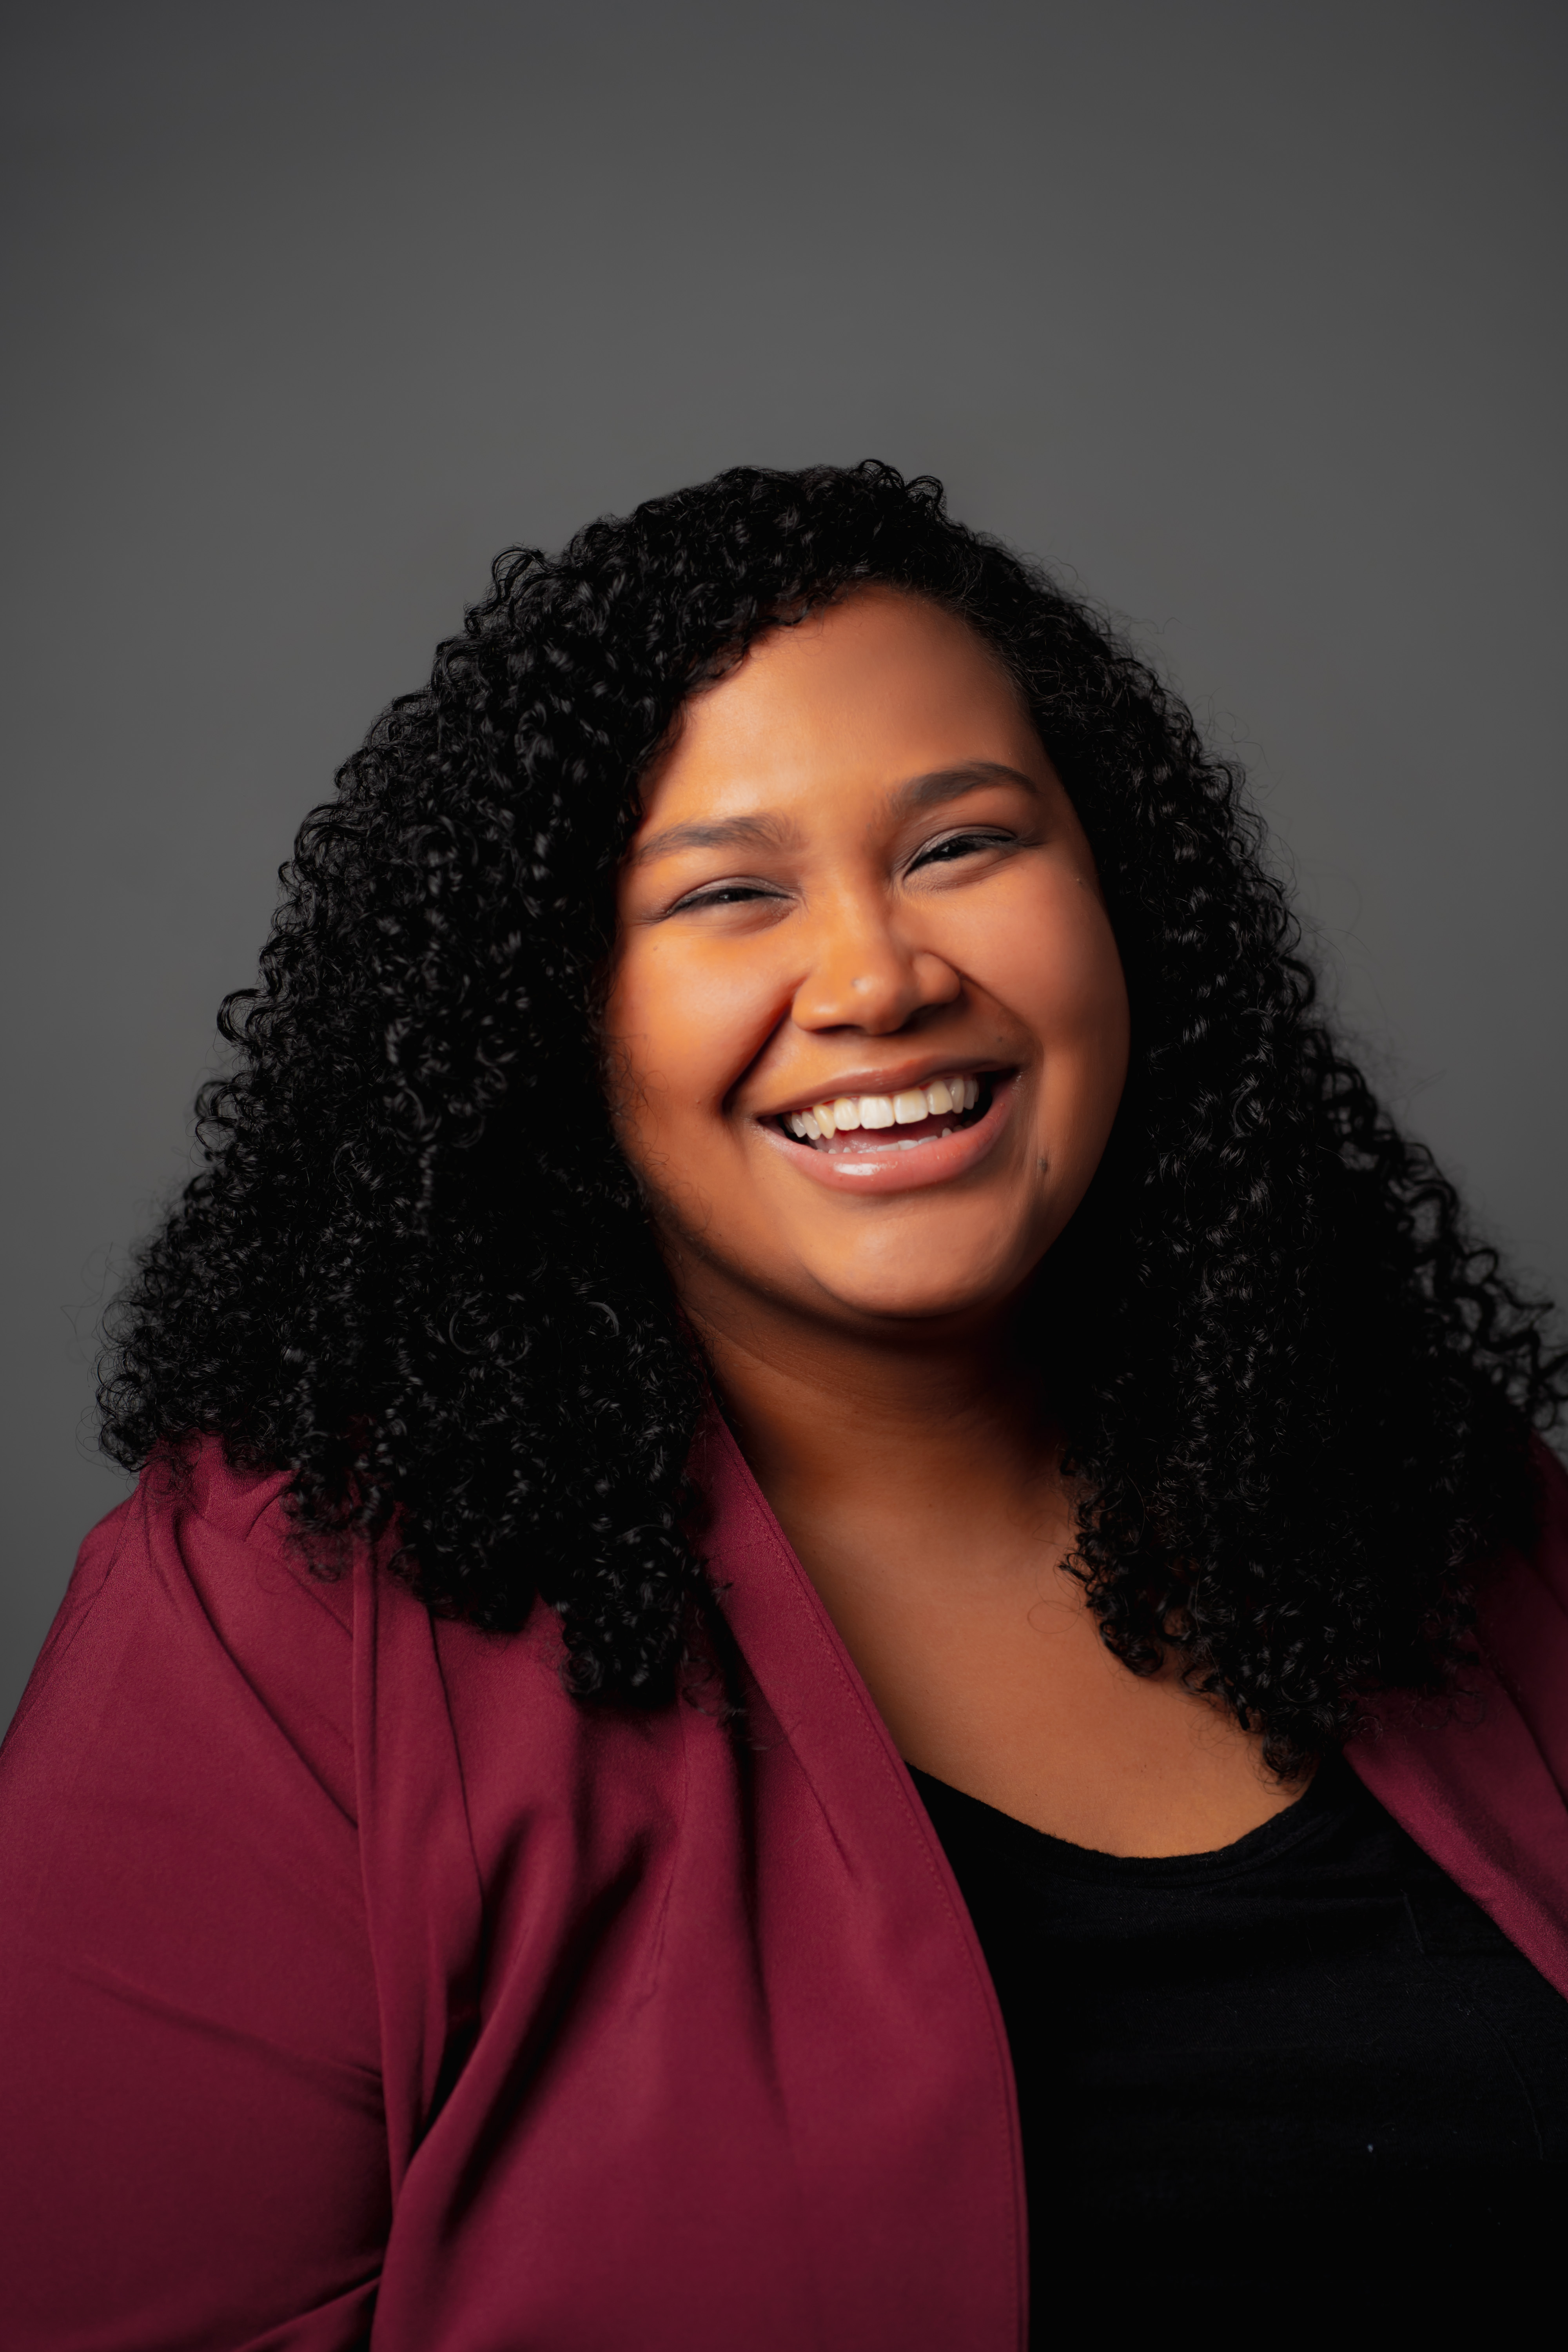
[{"xmin": 4, "ymin": 462, "xmax": 1566, "ymax": 2349}]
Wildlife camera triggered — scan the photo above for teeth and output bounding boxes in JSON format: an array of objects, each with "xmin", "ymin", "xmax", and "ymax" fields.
[{"xmin": 783, "ymin": 1072, "xmax": 987, "ymax": 1142}]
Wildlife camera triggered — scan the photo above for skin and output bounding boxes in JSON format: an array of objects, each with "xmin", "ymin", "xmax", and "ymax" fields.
[{"xmin": 607, "ymin": 587, "xmax": 1305, "ymax": 1856}]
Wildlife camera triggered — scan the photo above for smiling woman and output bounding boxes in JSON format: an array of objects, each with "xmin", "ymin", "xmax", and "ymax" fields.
[
  {"xmin": 610, "ymin": 597, "xmax": 1128, "ymax": 1294},
  {"xmin": 4, "ymin": 464, "xmax": 1568, "ymax": 2348}
]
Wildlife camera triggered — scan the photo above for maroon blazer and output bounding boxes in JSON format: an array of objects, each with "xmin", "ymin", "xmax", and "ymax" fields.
[{"xmin": 4, "ymin": 1425, "xmax": 1568, "ymax": 2351}]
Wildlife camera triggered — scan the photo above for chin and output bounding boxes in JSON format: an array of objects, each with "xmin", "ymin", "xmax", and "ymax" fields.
[
  {"xmin": 798, "ymin": 1205, "xmax": 1051, "ymax": 1327},
  {"xmin": 809, "ymin": 1260, "xmax": 1029, "ymax": 1328}
]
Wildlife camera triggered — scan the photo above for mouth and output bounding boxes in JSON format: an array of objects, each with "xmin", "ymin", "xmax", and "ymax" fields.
[
  {"xmin": 769, "ymin": 1069, "xmax": 996, "ymax": 1156},
  {"xmin": 755, "ymin": 1067, "xmax": 1019, "ymax": 1195}
]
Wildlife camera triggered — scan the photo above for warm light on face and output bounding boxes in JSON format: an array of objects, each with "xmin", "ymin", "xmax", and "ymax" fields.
[{"xmin": 606, "ymin": 588, "xmax": 1131, "ymax": 1333}]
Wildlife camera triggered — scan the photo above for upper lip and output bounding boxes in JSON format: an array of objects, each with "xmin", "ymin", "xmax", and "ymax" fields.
[{"xmin": 750, "ymin": 1058, "xmax": 1014, "ymax": 1122}]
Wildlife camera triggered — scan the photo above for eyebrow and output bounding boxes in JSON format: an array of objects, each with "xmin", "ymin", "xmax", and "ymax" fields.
[
  {"xmin": 629, "ymin": 761, "xmax": 1038, "ymax": 867},
  {"xmin": 627, "ymin": 811, "xmax": 799, "ymax": 867},
  {"xmin": 887, "ymin": 760, "xmax": 1040, "ymax": 818}
]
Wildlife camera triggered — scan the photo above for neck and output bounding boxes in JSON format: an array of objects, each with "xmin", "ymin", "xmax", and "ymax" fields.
[{"xmin": 681, "ymin": 1272, "xmax": 1058, "ymax": 1533}]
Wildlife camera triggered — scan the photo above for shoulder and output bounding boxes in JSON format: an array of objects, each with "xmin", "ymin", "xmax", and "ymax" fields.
[
  {"xmin": 1472, "ymin": 1438, "xmax": 1568, "ymax": 1769},
  {"xmin": 4, "ymin": 1436, "xmax": 357, "ymax": 1819},
  {"xmin": 0, "ymin": 1441, "xmax": 393, "ymax": 2347}
]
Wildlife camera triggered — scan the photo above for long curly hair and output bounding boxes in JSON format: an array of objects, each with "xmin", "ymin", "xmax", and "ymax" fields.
[{"xmin": 100, "ymin": 461, "xmax": 1565, "ymax": 1772}]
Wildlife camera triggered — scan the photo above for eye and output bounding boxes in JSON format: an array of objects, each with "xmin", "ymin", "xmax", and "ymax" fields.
[
  {"xmin": 908, "ymin": 828, "xmax": 1014, "ymax": 872},
  {"xmin": 668, "ymin": 879, "xmax": 787, "ymax": 914}
]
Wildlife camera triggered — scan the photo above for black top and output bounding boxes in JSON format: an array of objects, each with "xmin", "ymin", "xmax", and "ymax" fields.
[{"xmin": 911, "ymin": 1757, "xmax": 1568, "ymax": 2321}]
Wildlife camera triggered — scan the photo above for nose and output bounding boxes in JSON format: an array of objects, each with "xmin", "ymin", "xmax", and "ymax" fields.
[{"xmin": 789, "ymin": 893, "xmax": 961, "ymax": 1036}]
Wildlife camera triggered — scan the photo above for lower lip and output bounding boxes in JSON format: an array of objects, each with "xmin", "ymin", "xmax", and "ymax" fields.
[{"xmin": 755, "ymin": 1075, "xmax": 1020, "ymax": 1196}]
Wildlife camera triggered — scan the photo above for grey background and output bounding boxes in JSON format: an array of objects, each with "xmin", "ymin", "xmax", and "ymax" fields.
[{"xmin": 4, "ymin": 0, "xmax": 1564, "ymax": 1730}]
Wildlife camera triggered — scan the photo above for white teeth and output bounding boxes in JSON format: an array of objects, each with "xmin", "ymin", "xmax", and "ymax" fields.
[{"xmin": 782, "ymin": 1072, "xmax": 989, "ymax": 1145}]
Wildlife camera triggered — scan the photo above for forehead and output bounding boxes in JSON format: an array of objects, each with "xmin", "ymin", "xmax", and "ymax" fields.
[{"xmin": 635, "ymin": 589, "xmax": 1041, "ymax": 831}]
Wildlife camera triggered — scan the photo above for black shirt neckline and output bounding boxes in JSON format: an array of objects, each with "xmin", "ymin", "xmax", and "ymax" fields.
[{"xmin": 906, "ymin": 1752, "xmax": 1358, "ymax": 1889}]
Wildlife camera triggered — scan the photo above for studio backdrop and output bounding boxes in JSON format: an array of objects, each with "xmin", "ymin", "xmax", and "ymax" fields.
[{"xmin": 4, "ymin": 0, "xmax": 1564, "ymax": 1725}]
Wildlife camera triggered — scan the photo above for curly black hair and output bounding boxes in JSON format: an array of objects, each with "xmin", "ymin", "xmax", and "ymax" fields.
[{"xmin": 99, "ymin": 461, "xmax": 1566, "ymax": 1773}]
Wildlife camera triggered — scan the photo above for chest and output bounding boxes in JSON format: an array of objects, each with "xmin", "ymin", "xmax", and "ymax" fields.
[
  {"xmin": 781, "ymin": 1524, "xmax": 1302, "ymax": 1855},
  {"xmin": 911, "ymin": 1759, "xmax": 1568, "ymax": 2330}
]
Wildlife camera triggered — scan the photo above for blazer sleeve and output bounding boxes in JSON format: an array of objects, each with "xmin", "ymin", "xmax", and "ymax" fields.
[{"xmin": 0, "ymin": 1453, "xmax": 390, "ymax": 2352}]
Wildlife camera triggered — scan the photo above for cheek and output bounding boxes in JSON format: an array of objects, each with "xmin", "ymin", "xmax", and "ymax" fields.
[
  {"xmin": 605, "ymin": 938, "xmax": 786, "ymax": 1131},
  {"xmin": 958, "ymin": 880, "xmax": 1129, "ymax": 1062},
  {"xmin": 957, "ymin": 887, "xmax": 1129, "ymax": 1196}
]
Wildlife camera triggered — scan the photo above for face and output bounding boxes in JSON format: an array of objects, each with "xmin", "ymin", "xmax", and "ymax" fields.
[{"xmin": 606, "ymin": 589, "xmax": 1130, "ymax": 1338}]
